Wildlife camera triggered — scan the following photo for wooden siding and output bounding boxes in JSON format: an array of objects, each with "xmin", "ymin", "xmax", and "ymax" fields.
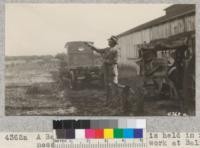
[{"xmin": 118, "ymin": 14, "xmax": 195, "ymax": 65}]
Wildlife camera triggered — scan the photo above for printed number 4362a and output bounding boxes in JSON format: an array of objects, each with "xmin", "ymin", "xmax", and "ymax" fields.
[{"xmin": 5, "ymin": 134, "xmax": 28, "ymax": 141}]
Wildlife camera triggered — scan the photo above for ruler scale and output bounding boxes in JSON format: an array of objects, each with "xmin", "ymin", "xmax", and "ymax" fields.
[{"xmin": 54, "ymin": 142, "xmax": 146, "ymax": 148}]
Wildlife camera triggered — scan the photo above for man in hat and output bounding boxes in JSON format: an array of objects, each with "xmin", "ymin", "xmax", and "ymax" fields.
[{"xmin": 85, "ymin": 36, "xmax": 120, "ymax": 102}]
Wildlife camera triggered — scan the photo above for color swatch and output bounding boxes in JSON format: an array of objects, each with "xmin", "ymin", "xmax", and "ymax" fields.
[
  {"xmin": 85, "ymin": 129, "xmax": 95, "ymax": 139},
  {"xmin": 123, "ymin": 129, "xmax": 134, "ymax": 138},
  {"xmin": 95, "ymin": 129, "xmax": 104, "ymax": 139},
  {"xmin": 104, "ymin": 129, "xmax": 114, "ymax": 139},
  {"xmin": 114, "ymin": 128, "xmax": 123, "ymax": 138}
]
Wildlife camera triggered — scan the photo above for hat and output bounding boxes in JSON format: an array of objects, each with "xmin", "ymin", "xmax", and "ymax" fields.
[{"xmin": 108, "ymin": 35, "xmax": 118, "ymax": 43}]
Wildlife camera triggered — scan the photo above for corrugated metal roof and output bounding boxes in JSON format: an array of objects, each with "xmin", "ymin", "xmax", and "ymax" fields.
[
  {"xmin": 117, "ymin": 4, "xmax": 195, "ymax": 38},
  {"xmin": 164, "ymin": 4, "xmax": 195, "ymax": 15}
]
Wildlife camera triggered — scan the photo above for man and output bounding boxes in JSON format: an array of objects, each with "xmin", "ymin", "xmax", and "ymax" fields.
[{"xmin": 86, "ymin": 36, "xmax": 120, "ymax": 102}]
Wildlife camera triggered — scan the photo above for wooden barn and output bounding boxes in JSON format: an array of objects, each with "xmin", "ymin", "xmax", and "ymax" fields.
[{"xmin": 117, "ymin": 4, "xmax": 195, "ymax": 69}]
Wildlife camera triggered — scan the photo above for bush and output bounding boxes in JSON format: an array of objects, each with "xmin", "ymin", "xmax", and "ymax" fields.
[{"xmin": 55, "ymin": 53, "xmax": 68, "ymax": 61}]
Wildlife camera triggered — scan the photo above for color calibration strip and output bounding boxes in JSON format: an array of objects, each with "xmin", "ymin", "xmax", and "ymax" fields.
[{"xmin": 53, "ymin": 119, "xmax": 145, "ymax": 139}]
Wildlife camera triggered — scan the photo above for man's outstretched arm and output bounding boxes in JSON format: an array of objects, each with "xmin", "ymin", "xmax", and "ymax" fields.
[{"xmin": 85, "ymin": 42, "xmax": 106, "ymax": 53}]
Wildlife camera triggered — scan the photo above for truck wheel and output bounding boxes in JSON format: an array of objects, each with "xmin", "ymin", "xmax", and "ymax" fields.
[{"xmin": 69, "ymin": 71, "xmax": 76, "ymax": 89}]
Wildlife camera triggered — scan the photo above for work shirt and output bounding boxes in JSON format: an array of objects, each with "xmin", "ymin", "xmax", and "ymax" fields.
[
  {"xmin": 94, "ymin": 45, "xmax": 120, "ymax": 84},
  {"xmin": 96, "ymin": 45, "xmax": 120, "ymax": 65}
]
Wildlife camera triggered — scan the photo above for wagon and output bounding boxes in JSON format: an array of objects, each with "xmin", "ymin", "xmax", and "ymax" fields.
[
  {"xmin": 65, "ymin": 41, "xmax": 103, "ymax": 89},
  {"xmin": 137, "ymin": 32, "xmax": 195, "ymax": 114}
]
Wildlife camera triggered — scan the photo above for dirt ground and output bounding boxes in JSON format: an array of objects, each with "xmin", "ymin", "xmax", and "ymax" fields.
[{"xmin": 5, "ymin": 57, "xmax": 185, "ymax": 116}]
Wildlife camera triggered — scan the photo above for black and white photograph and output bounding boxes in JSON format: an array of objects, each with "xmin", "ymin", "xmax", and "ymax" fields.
[{"xmin": 5, "ymin": 4, "xmax": 195, "ymax": 116}]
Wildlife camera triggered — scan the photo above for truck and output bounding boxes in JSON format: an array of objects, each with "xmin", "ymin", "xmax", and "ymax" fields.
[{"xmin": 65, "ymin": 41, "xmax": 103, "ymax": 89}]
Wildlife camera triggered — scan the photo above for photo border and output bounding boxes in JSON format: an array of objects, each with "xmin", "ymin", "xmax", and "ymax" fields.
[{"xmin": 0, "ymin": 0, "xmax": 200, "ymax": 132}]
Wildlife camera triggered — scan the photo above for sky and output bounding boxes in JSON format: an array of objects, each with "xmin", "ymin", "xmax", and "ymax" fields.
[{"xmin": 5, "ymin": 4, "xmax": 172, "ymax": 56}]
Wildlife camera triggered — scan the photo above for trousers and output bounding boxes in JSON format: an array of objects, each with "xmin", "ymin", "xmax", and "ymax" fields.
[{"xmin": 102, "ymin": 63, "xmax": 118, "ymax": 100}]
